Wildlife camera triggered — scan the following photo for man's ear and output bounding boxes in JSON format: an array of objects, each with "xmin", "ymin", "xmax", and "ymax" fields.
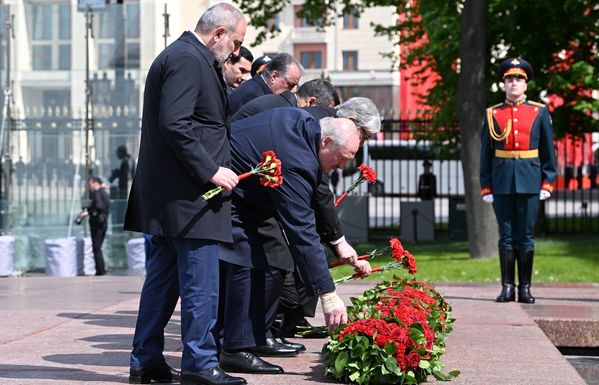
[
  {"xmin": 213, "ymin": 26, "xmax": 226, "ymax": 41},
  {"xmin": 307, "ymin": 96, "xmax": 317, "ymax": 106},
  {"xmin": 321, "ymin": 135, "xmax": 333, "ymax": 148}
]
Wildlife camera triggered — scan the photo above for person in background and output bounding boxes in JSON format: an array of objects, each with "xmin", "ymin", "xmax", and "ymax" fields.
[
  {"xmin": 79, "ymin": 177, "xmax": 109, "ymax": 276},
  {"xmin": 418, "ymin": 159, "xmax": 437, "ymax": 200},
  {"xmin": 108, "ymin": 145, "xmax": 134, "ymax": 199},
  {"xmin": 124, "ymin": 4, "xmax": 247, "ymax": 385},
  {"xmin": 222, "ymin": 46, "xmax": 254, "ymax": 94},
  {"xmin": 250, "ymin": 55, "xmax": 271, "ymax": 77},
  {"xmin": 480, "ymin": 57, "xmax": 557, "ymax": 304}
]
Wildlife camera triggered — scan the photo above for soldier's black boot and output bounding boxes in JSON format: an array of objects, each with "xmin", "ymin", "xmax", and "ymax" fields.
[
  {"xmin": 496, "ymin": 249, "xmax": 516, "ymax": 302},
  {"xmin": 517, "ymin": 250, "xmax": 535, "ymax": 304}
]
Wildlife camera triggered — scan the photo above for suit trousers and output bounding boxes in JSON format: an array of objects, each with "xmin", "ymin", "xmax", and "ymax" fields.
[
  {"xmin": 130, "ymin": 236, "xmax": 220, "ymax": 371},
  {"xmin": 492, "ymin": 194, "xmax": 540, "ymax": 251},
  {"xmin": 221, "ymin": 261, "xmax": 275, "ymax": 350},
  {"xmin": 89, "ymin": 219, "xmax": 107, "ymax": 275}
]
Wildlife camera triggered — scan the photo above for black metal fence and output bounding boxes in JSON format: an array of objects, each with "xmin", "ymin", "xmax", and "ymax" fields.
[
  {"xmin": 0, "ymin": 116, "xmax": 597, "ymax": 270},
  {"xmin": 334, "ymin": 118, "xmax": 599, "ymax": 237}
]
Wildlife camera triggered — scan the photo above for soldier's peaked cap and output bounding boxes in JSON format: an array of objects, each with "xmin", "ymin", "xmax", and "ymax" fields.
[{"xmin": 497, "ymin": 57, "xmax": 534, "ymax": 81}]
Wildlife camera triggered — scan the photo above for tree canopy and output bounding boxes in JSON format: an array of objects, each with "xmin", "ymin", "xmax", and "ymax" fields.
[{"xmin": 235, "ymin": 0, "xmax": 598, "ymax": 136}]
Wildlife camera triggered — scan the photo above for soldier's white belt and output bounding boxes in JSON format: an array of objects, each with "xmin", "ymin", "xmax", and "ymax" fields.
[{"xmin": 495, "ymin": 149, "xmax": 538, "ymax": 159}]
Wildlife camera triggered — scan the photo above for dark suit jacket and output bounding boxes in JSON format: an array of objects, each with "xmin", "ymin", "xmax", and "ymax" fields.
[
  {"xmin": 231, "ymin": 91, "xmax": 297, "ymax": 122},
  {"xmin": 124, "ymin": 31, "xmax": 233, "ymax": 241},
  {"xmin": 219, "ymin": 108, "xmax": 335, "ymax": 296},
  {"xmin": 230, "ymin": 95, "xmax": 342, "ymax": 271},
  {"xmin": 228, "ymin": 74, "xmax": 272, "ymax": 115}
]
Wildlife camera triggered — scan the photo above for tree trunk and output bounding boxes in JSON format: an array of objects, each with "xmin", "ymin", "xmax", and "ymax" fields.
[{"xmin": 457, "ymin": 0, "xmax": 498, "ymax": 258}]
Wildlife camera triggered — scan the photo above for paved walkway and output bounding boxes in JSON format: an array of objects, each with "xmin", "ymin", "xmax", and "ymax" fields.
[{"xmin": 0, "ymin": 276, "xmax": 595, "ymax": 384}]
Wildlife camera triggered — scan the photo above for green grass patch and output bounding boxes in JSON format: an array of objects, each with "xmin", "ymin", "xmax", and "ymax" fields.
[{"xmin": 330, "ymin": 234, "xmax": 599, "ymax": 283}]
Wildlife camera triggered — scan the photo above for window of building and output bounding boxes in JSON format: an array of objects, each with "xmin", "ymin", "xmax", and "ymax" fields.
[
  {"xmin": 343, "ymin": 11, "xmax": 359, "ymax": 29},
  {"xmin": 266, "ymin": 13, "xmax": 280, "ymax": 31},
  {"xmin": 339, "ymin": 86, "xmax": 360, "ymax": 100},
  {"xmin": 32, "ymin": 45, "xmax": 52, "ymax": 70},
  {"xmin": 342, "ymin": 51, "xmax": 358, "ymax": 71},
  {"xmin": 126, "ymin": 4, "xmax": 140, "ymax": 38},
  {"xmin": 26, "ymin": 3, "xmax": 71, "ymax": 71},
  {"xmin": 294, "ymin": 5, "xmax": 323, "ymax": 28},
  {"xmin": 58, "ymin": 4, "xmax": 71, "ymax": 39},
  {"xmin": 94, "ymin": 3, "xmax": 141, "ymax": 70},
  {"xmin": 294, "ymin": 43, "xmax": 326, "ymax": 70},
  {"xmin": 58, "ymin": 45, "xmax": 71, "ymax": 70},
  {"xmin": 31, "ymin": 5, "xmax": 52, "ymax": 40},
  {"xmin": 300, "ymin": 51, "xmax": 323, "ymax": 69}
]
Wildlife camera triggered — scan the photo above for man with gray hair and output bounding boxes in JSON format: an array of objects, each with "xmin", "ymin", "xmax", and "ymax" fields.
[
  {"xmin": 218, "ymin": 106, "xmax": 379, "ymax": 374},
  {"xmin": 126, "ymin": 3, "xmax": 247, "ymax": 385},
  {"xmin": 228, "ymin": 52, "xmax": 302, "ymax": 114}
]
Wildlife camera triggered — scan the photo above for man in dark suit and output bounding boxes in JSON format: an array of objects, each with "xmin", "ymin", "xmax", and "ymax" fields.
[
  {"xmin": 125, "ymin": 4, "xmax": 248, "ymax": 385},
  {"xmin": 230, "ymin": 95, "xmax": 380, "ymax": 350},
  {"xmin": 228, "ymin": 52, "xmax": 302, "ymax": 114},
  {"xmin": 231, "ymin": 78, "xmax": 340, "ymax": 122},
  {"xmin": 79, "ymin": 176, "xmax": 109, "ymax": 276},
  {"xmin": 480, "ymin": 57, "xmax": 556, "ymax": 304},
  {"xmin": 217, "ymin": 109, "xmax": 363, "ymax": 374},
  {"xmin": 222, "ymin": 46, "xmax": 253, "ymax": 94}
]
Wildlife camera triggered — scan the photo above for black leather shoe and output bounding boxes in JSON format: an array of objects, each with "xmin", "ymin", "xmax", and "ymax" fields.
[
  {"xmin": 250, "ymin": 338, "xmax": 299, "ymax": 357},
  {"xmin": 129, "ymin": 362, "xmax": 181, "ymax": 383},
  {"xmin": 220, "ymin": 350, "xmax": 284, "ymax": 374},
  {"xmin": 181, "ymin": 366, "xmax": 246, "ymax": 385},
  {"xmin": 274, "ymin": 337, "xmax": 306, "ymax": 352}
]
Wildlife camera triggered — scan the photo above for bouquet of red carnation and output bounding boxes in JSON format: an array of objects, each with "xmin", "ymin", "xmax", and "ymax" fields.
[
  {"xmin": 202, "ymin": 150, "xmax": 283, "ymax": 200},
  {"xmin": 335, "ymin": 164, "xmax": 377, "ymax": 207},
  {"xmin": 333, "ymin": 237, "xmax": 418, "ymax": 284},
  {"xmin": 328, "ymin": 245, "xmax": 390, "ymax": 268},
  {"xmin": 324, "ymin": 278, "xmax": 458, "ymax": 384}
]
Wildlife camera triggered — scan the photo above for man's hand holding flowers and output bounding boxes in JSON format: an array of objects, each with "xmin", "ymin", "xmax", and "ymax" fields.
[
  {"xmin": 209, "ymin": 167, "xmax": 239, "ymax": 191},
  {"xmin": 333, "ymin": 237, "xmax": 373, "ymax": 276},
  {"xmin": 203, "ymin": 150, "xmax": 283, "ymax": 200}
]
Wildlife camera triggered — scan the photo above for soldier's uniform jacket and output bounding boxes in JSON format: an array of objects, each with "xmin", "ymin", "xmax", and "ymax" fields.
[{"xmin": 480, "ymin": 99, "xmax": 557, "ymax": 195}]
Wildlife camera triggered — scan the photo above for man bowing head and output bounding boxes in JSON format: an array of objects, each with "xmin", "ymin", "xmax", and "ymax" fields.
[{"xmin": 219, "ymin": 109, "xmax": 368, "ymax": 375}]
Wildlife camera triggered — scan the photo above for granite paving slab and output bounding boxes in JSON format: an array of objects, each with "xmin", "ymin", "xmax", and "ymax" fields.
[{"xmin": 0, "ymin": 277, "xmax": 593, "ymax": 384}]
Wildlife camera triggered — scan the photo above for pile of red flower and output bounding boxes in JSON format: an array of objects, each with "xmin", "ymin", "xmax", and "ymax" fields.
[{"xmin": 324, "ymin": 279, "xmax": 459, "ymax": 384}]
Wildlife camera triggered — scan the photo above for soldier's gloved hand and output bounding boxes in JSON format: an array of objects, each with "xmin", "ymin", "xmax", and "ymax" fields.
[
  {"xmin": 482, "ymin": 194, "xmax": 494, "ymax": 203},
  {"xmin": 320, "ymin": 290, "xmax": 347, "ymax": 332},
  {"xmin": 539, "ymin": 190, "xmax": 551, "ymax": 201}
]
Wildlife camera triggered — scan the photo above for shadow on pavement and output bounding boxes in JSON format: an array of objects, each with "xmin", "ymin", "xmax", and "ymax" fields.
[{"xmin": 0, "ymin": 364, "xmax": 128, "ymax": 383}]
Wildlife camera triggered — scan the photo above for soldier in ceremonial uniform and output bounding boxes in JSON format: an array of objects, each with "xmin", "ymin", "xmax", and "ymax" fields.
[{"xmin": 480, "ymin": 57, "xmax": 557, "ymax": 304}]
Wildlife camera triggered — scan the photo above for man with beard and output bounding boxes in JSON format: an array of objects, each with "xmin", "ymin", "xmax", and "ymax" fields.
[{"xmin": 125, "ymin": 4, "xmax": 248, "ymax": 385}]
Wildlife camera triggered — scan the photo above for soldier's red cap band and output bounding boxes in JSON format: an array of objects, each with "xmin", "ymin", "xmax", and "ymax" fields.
[{"xmin": 503, "ymin": 68, "xmax": 528, "ymax": 80}]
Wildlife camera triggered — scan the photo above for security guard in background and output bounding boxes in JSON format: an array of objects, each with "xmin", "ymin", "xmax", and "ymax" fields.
[{"xmin": 480, "ymin": 57, "xmax": 557, "ymax": 304}]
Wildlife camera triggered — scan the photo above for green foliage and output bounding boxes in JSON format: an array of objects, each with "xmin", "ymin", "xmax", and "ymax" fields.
[
  {"xmin": 330, "ymin": 235, "xmax": 599, "ymax": 283},
  {"xmin": 234, "ymin": 0, "xmax": 598, "ymax": 136}
]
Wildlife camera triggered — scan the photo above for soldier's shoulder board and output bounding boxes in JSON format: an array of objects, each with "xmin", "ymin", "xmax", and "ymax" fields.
[
  {"xmin": 488, "ymin": 103, "xmax": 503, "ymax": 111},
  {"xmin": 528, "ymin": 100, "xmax": 546, "ymax": 107}
]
